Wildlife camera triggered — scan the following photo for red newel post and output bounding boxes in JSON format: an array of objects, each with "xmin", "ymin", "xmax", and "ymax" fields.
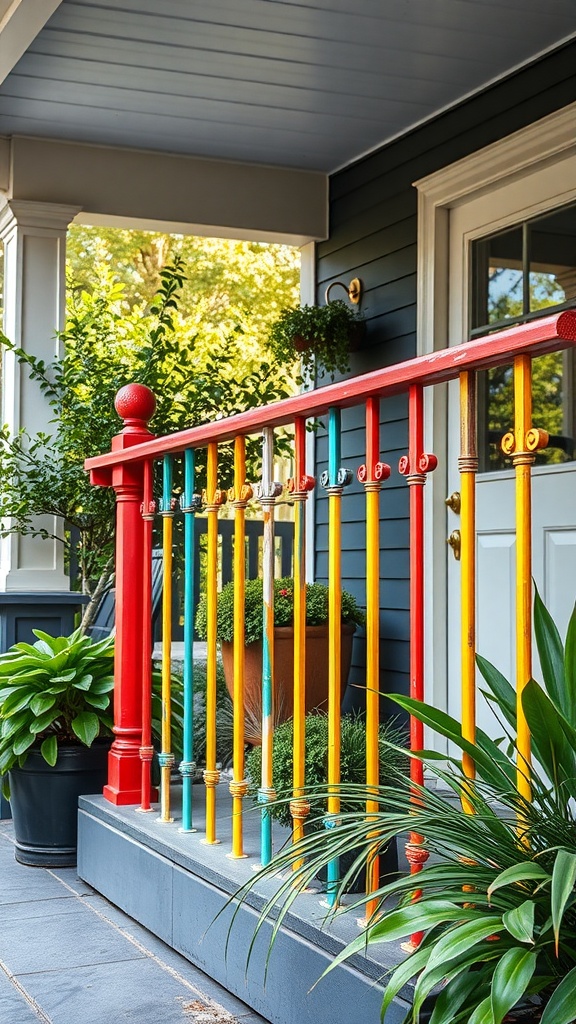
[{"xmin": 90, "ymin": 383, "xmax": 156, "ymax": 806}]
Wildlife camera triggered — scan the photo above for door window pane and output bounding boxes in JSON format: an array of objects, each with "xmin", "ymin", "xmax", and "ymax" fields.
[
  {"xmin": 471, "ymin": 202, "xmax": 576, "ymax": 471},
  {"xmin": 529, "ymin": 205, "xmax": 576, "ymax": 312},
  {"xmin": 472, "ymin": 227, "xmax": 524, "ymax": 330}
]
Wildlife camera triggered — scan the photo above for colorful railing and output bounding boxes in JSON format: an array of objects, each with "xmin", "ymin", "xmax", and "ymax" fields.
[{"xmin": 86, "ymin": 310, "xmax": 576, "ymax": 908}]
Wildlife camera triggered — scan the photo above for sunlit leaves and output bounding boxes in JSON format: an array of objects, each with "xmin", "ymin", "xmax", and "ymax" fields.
[{"xmin": 0, "ymin": 231, "xmax": 299, "ymax": 619}]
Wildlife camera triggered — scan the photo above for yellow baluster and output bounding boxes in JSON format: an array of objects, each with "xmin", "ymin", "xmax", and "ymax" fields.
[
  {"xmin": 228, "ymin": 436, "xmax": 252, "ymax": 859},
  {"xmin": 202, "ymin": 442, "xmax": 226, "ymax": 844},
  {"xmin": 501, "ymin": 356, "xmax": 548, "ymax": 806},
  {"xmin": 359, "ymin": 397, "xmax": 389, "ymax": 922},
  {"xmin": 459, "ymin": 372, "xmax": 478, "ymax": 809}
]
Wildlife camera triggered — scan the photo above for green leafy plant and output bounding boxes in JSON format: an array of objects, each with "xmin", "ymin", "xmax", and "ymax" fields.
[
  {"xmin": 267, "ymin": 299, "xmax": 364, "ymax": 379},
  {"xmin": 0, "ymin": 629, "xmax": 114, "ymax": 791},
  {"xmin": 0, "ymin": 257, "xmax": 295, "ymax": 631},
  {"xmin": 246, "ymin": 711, "xmax": 407, "ymax": 828},
  {"xmin": 195, "ymin": 576, "xmax": 365, "ymax": 645},
  {"xmin": 229, "ymin": 592, "xmax": 576, "ymax": 1024}
]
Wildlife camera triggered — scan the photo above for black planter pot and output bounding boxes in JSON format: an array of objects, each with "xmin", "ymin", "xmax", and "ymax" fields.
[{"xmin": 8, "ymin": 741, "xmax": 109, "ymax": 867}]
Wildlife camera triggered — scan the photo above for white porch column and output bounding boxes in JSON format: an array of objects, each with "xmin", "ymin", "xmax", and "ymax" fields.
[{"xmin": 0, "ymin": 199, "xmax": 81, "ymax": 591}]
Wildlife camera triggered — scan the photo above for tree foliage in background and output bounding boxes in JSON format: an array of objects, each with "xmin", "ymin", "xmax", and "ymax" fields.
[
  {"xmin": 66, "ymin": 226, "xmax": 299, "ymax": 358},
  {"xmin": 484, "ymin": 269, "xmax": 569, "ymax": 468},
  {"xmin": 0, "ymin": 233, "xmax": 299, "ymax": 630}
]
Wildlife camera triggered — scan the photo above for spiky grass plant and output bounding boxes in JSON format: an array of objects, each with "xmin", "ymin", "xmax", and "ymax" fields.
[{"xmin": 227, "ymin": 592, "xmax": 576, "ymax": 1024}]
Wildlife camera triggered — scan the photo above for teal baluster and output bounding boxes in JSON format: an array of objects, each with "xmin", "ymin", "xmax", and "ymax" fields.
[
  {"xmin": 179, "ymin": 448, "xmax": 201, "ymax": 832},
  {"xmin": 321, "ymin": 407, "xmax": 352, "ymax": 907}
]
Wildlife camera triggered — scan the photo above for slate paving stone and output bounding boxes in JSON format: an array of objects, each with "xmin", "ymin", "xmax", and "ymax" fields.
[
  {"xmin": 0, "ymin": 969, "xmax": 46, "ymax": 1024},
  {"xmin": 0, "ymin": 821, "xmax": 269, "ymax": 1024},
  {"xmin": 0, "ymin": 855, "xmax": 71, "ymax": 904},
  {"xmin": 0, "ymin": 895, "xmax": 84, "ymax": 923},
  {"xmin": 0, "ymin": 907, "xmax": 145, "ymax": 976},
  {"xmin": 50, "ymin": 867, "xmax": 95, "ymax": 896},
  {"xmin": 16, "ymin": 959, "xmax": 242, "ymax": 1024}
]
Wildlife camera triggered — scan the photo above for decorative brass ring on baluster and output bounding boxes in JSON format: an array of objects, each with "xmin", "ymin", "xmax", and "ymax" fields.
[
  {"xmin": 227, "ymin": 482, "xmax": 253, "ymax": 506},
  {"xmin": 257, "ymin": 786, "xmax": 277, "ymax": 805},
  {"xmin": 140, "ymin": 499, "xmax": 157, "ymax": 521},
  {"xmin": 229, "ymin": 778, "xmax": 249, "ymax": 799},
  {"xmin": 290, "ymin": 797, "xmax": 311, "ymax": 819},
  {"xmin": 180, "ymin": 493, "xmax": 203, "ymax": 514}
]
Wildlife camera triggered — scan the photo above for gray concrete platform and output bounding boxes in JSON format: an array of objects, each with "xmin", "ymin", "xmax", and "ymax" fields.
[
  {"xmin": 0, "ymin": 819, "xmax": 268, "ymax": 1024},
  {"xmin": 77, "ymin": 784, "xmax": 411, "ymax": 1024}
]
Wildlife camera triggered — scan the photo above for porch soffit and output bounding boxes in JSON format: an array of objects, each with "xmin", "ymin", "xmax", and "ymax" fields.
[
  {"xmin": 0, "ymin": 0, "xmax": 574, "ymax": 176},
  {"xmin": 0, "ymin": 1, "xmax": 63, "ymax": 84}
]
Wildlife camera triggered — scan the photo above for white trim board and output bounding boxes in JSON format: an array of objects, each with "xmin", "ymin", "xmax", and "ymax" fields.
[{"xmin": 413, "ymin": 101, "xmax": 576, "ymax": 722}]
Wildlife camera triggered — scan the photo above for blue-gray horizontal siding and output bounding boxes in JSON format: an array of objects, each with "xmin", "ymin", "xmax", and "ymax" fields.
[{"xmin": 315, "ymin": 40, "xmax": 576, "ymax": 706}]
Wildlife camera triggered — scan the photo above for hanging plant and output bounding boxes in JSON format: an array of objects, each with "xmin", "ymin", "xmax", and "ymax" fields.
[{"xmin": 267, "ymin": 299, "xmax": 365, "ymax": 379}]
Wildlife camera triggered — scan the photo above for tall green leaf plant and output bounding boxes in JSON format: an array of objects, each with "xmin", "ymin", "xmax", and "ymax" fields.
[{"xmin": 228, "ymin": 592, "xmax": 576, "ymax": 1024}]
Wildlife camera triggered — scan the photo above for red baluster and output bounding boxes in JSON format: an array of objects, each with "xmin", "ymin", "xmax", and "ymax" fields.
[
  {"xmin": 398, "ymin": 385, "xmax": 437, "ymax": 949},
  {"xmin": 90, "ymin": 383, "xmax": 156, "ymax": 806},
  {"xmin": 139, "ymin": 458, "xmax": 157, "ymax": 811}
]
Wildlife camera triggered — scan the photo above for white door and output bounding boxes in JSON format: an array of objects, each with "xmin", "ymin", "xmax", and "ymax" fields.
[{"xmin": 445, "ymin": 154, "xmax": 576, "ymax": 737}]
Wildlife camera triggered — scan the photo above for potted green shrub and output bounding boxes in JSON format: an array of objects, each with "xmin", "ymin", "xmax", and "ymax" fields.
[
  {"xmin": 268, "ymin": 300, "xmax": 365, "ymax": 379},
  {"xmin": 246, "ymin": 711, "xmax": 407, "ymax": 890},
  {"xmin": 233, "ymin": 591, "xmax": 576, "ymax": 1023},
  {"xmin": 0, "ymin": 628, "xmax": 114, "ymax": 865},
  {"xmin": 196, "ymin": 577, "xmax": 365, "ymax": 743}
]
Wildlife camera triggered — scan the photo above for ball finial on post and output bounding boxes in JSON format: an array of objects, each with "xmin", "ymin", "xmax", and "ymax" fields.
[{"xmin": 114, "ymin": 383, "xmax": 156, "ymax": 429}]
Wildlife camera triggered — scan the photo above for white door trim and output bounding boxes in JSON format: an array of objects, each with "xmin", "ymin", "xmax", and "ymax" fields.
[{"xmin": 412, "ymin": 101, "xmax": 576, "ymax": 718}]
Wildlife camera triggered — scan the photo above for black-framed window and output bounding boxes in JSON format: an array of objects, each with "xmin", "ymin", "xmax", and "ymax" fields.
[{"xmin": 471, "ymin": 202, "xmax": 576, "ymax": 471}]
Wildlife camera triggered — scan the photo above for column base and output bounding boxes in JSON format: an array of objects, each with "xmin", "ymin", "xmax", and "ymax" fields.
[{"xmin": 103, "ymin": 745, "xmax": 143, "ymax": 806}]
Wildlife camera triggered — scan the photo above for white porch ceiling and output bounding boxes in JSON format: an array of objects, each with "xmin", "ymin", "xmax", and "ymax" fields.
[{"xmin": 0, "ymin": 0, "xmax": 574, "ymax": 173}]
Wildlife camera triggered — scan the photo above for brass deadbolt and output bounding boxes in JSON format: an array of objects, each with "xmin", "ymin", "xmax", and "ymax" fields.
[
  {"xmin": 447, "ymin": 529, "xmax": 461, "ymax": 561},
  {"xmin": 445, "ymin": 491, "xmax": 461, "ymax": 514}
]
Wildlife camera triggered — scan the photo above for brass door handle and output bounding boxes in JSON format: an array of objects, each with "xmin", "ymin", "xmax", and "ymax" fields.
[
  {"xmin": 445, "ymin": 491, "xmax": 461, "ymax": 514},
  {"xmin": 447, "ymin": 529, "xmax": 461, "ymax": 560}
]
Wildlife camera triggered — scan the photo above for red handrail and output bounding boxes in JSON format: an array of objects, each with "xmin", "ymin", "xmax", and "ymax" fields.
[{"xmin": 86, "ymin": 311, "xmax": 576, "ymax": 477}]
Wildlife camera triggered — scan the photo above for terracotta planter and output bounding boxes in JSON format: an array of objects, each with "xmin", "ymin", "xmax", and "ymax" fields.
[
  {"xmin": 293, "ymin": 334, "xmax": 311, "ymax": 353},
  {"xmin": 221, "ymin": 623, "xmax": 356, "ymax": 744}
]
